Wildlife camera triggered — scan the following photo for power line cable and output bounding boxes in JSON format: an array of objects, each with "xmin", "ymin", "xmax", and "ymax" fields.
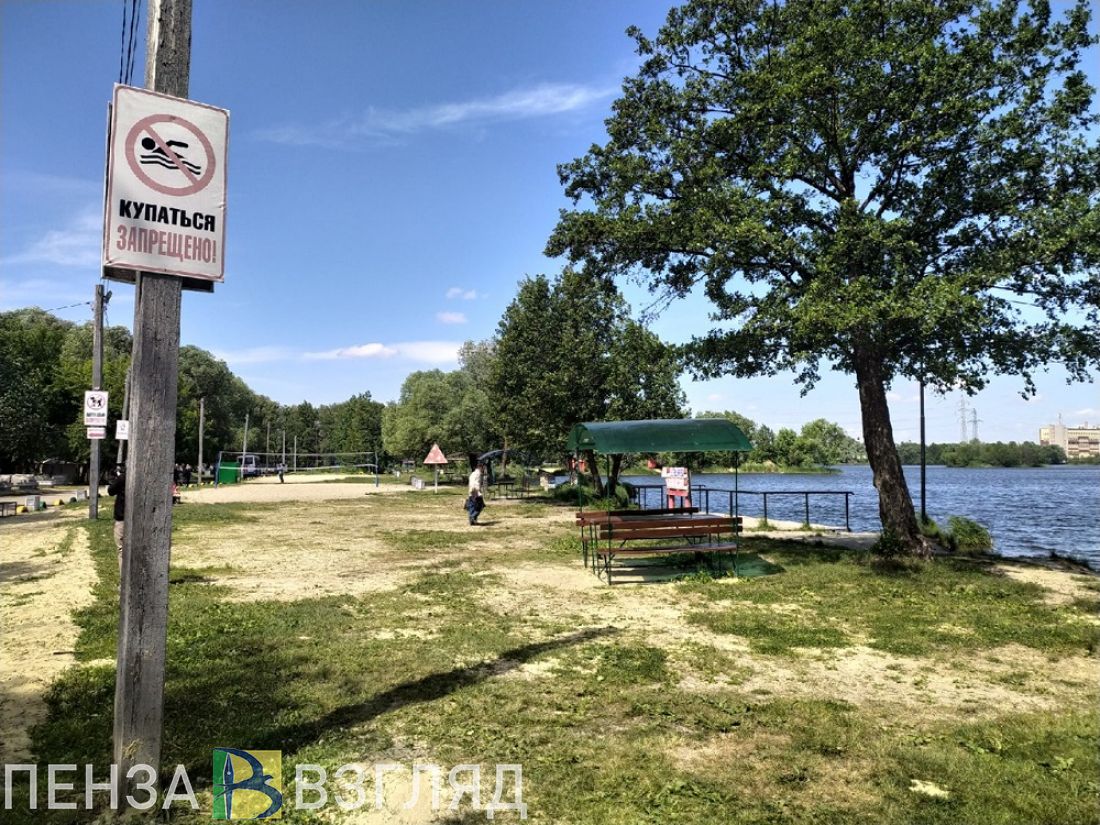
[
  {"xmin": 41, "ymin": 300, "xmax": 93, "ymax": 314},
  {"xmin": 126, "ymin": 0, "xmax": 141, "ymax": 86},
  {"xmin": 118, "ymin": 0, "xmax": 128, "ymax": 84}
]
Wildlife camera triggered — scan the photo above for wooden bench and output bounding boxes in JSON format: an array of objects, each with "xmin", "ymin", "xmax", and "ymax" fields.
[
  {"xmin": 576, "ymin": 507, "xmax": 699, "ymax": 569},
  {"xmin": 589, "ymin": 513, "xmax": 742, "ymax": 585},
  {"xmin": 0, "ymin": 501, "xmax": 16, "ymax": 517}
]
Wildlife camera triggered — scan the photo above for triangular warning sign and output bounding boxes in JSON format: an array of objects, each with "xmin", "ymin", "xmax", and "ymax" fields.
[{"xmin": 423, "ymin": 443, "xmax": 448, "ymax": 465}]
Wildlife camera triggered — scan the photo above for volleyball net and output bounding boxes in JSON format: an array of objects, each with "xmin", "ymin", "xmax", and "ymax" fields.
[{"xmin": 214, "ymin": 450, "xmax": 380, "ymax": 482}]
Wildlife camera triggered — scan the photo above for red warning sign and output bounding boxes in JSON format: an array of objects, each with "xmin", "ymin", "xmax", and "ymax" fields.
[{"xmin": 423, "ymin": 443, "xmax": 448, "ymax": 465}]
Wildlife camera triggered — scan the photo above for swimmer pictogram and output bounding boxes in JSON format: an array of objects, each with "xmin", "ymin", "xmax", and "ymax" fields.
[
  {"xmin": 139, "ymin": 136, "xmax": 203, "ymax": 175},
  {"xmin": 124, "ymin": 113, "xmax": 215, "ymax": 197}
]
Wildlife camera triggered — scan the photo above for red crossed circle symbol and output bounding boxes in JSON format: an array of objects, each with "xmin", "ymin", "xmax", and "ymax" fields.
[{"xmin": 125, "ymin": 114, "xmax": 216, "ymax": 197}]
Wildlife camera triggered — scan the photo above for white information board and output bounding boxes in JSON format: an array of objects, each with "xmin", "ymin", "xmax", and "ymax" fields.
[
  {"xmin": 103, "ymin": 84, "xmax": 229, "ymax": 285},
  {"xmin": 84, "ymin": 391, "xmax": 109, "ymax": 426}
]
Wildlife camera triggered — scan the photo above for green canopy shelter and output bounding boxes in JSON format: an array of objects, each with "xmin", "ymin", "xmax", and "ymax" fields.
[
  {"xmin": 566, "ymin": 418, "xmax": 752, "ymax": 513},
  {"xmin": 566, "ymin": 418, "xmax": 752, "ymax": 455}
]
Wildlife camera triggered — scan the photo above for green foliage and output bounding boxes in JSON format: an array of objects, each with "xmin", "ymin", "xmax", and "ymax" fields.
[
  {"xmin": 0, "ymin": 311, "xmax": 386, "ymax": 474},
  {"xmin": 381, "ymin": 359, "xmax": 499, "ymax": 461},
  {"xmin": 897, "ymin": 440, "xmax": 1067, "ymax": 467},
  {"xmin": 872, "ymin": 528, "xmax": 909, "ymax": 559},
  {"xmin": 549, "ymin": 478, "xmax": 632, "ymax": 509},
  {"xmin": 0, "ymin": 309, "xmax": 129, "ymax": 471},
  {"xmin": 491, "ymin": 268, "xmax": 686, "ymax": 461},
  {"xmin": 946, "ymin": 516, "xmax": 995, "ymax": 555},
  {"xmin": 547, "ymin": 0, "xmax": 1100, "ymax": 548}
]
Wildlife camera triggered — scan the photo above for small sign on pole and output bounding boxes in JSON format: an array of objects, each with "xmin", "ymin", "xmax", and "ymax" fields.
[
  {"xmin": 423, "ymin": 442, "xmax": 448, "ymax": 493},
  {"xmin": 116, "ymin": 420, "xmax": 130, "ymax": 440},
  {"xmin": 84, "ymin": 390, "xmax": 109, "ymax": 426},
  {"xmin": 87, "ymin": 427, "xmax": 107, "ymax": 440},
  {"xmin": 660, "ymin": 466, "xmax": 692, "ymax": 508}
]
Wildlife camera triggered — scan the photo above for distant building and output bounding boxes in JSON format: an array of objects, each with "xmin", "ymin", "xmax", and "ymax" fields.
[{"xmin": 1039, "ymin": 421, "xmax": 1100, "ymax": 459}]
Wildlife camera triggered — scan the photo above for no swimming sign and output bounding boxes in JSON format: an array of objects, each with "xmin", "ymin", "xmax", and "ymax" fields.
[{"xmin": 103, "ymin": 84, "xmax": 228, "ymax": 289}]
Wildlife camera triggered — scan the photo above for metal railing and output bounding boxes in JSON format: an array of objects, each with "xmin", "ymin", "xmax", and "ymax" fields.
[{"xmin": 628, "ymin": 483, "xmax": 855, "ymax": 532}]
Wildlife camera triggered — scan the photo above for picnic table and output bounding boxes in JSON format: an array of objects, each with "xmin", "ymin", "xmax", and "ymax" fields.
[
  {"xmin": 575, "ymin": 507, "xmax": 741, "ymax": 584},
  {"xmin": 490, "ymin": 477, "xmax": 538, "ymax": 500}
]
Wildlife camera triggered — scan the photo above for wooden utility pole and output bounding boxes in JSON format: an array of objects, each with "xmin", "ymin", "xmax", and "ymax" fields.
[
  {"xmin": 241, "ymin": 412, "xmax": 249, "ymax": 480},
  {"xmin": 114, "ymin": 0, "xmax": 191, "ymax": 801},
  {"xmin": 89, "ymin": 283, "xmax": 105, "ymax": 519},
  {"xmin": 197, "ymin": 396, "xmax": 205, "ymax": 483}
]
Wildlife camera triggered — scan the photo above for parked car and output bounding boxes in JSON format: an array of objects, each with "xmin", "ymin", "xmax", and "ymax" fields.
[{"xmin": 240, "ymin": 453, "xmax": 261, "ymax": 478}]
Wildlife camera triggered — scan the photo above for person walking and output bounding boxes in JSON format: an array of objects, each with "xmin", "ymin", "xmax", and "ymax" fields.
[
  {"xmin": 466, "ymin": 462, "xmax": 487, "ymax": 525},
  {"xmin": 107, "ymin": 464, "xmax": 126, "ymax": 569}
]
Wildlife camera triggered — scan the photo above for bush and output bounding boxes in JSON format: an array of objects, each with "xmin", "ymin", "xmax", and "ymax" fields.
[
  {"xmin": 919, "ymin": 518, "xmax": 948, "ymax": 545},
  {"xmin": 549, "ymin": 479, "xmax": 633, "ymax": 509},
  {"xmin": 946, "ymin": 516, "xmax": 994, "ymax": 554},
  {"xmin": 871, "ymin": 528, "xmax": 907, "ymax": 558}
]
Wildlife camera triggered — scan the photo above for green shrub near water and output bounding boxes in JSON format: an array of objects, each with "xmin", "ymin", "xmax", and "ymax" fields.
[
  {"xmin": 947, "ymin": 516, "xmax": 994, "ymax": 554},
  {"xmin": 916, "ymin": 516, "xmax": 995, "ymax": 555},
  {"xmin": 549, "ymin": 479, "xmax": 634, "ymax": 509}
]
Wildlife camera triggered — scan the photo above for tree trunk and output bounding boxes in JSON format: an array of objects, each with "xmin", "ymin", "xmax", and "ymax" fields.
[
  {"xmin": 584, "ymin": 448, "xmax": 605, "ymax": 496},
  {"xmin": 606, "ymin": 453, "xmax": 624, "ymax": 498},
  {"xmin": 853, "ymin": 344, "xmax": 929, "ymax": 556}
]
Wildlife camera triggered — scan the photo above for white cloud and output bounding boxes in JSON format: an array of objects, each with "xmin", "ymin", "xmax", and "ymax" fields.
[
  {"xmin": 256, "ymin": 82, "xmax": 615, "ymax": 148},
  {"xmin": 446, "ymin": 287, "xmax": 479, "ymax": 300},
  {"xmin": 393, "ymin": 341, "xmax": 461, "ymax": 364},
  {"xmin": 436, "ymin": 311, "xmax": 467, "ymax": 325},
  {"xmin": 303, "ymin": 343, "xmax": 398, "ymax": 361},
  {"xmin": 1, "ymin": 206, "xmax": 102, "ymax": 269},
  {"xmin": 706, "ymin": 393, "xmax": 724, "ymax": 402},
  {"xmin": 302, "ymin": 340, "xmax": 460, "ymax": 364},
  {"xmin": 1072, "ymin": 407, "xmax": 1098, "ymax": 418}
]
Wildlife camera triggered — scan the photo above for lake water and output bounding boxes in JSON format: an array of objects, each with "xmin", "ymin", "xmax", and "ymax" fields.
[{"xmin": 622, "ymin": 465, "xmax": 1100, "ymax": 569}]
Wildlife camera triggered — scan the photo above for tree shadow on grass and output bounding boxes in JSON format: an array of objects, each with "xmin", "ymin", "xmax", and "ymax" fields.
[
  {"xmin": 256, "ymin": 626, "xmax": 617, "ymax": 756},
  {"xmin": 599, "ymin": 552, "xmax": 784, "ymax": 585},
  {"xmin": 30, "ymin": 625, "xmax": 618, "ymax": 800},
  {"xmin": 0, "ymin": 559, "xmax": 50, "ymax": 583}
]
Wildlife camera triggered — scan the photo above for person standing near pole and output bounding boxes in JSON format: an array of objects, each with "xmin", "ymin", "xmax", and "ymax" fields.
[{"xmin": 107, "ymin": 464, "xmax": 126, "ymax": 569}]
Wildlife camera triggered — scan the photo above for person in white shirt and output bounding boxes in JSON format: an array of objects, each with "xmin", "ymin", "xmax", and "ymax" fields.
[{"xmin": 466, "ymin": 462, "xmax": 487, "ymax": 525}]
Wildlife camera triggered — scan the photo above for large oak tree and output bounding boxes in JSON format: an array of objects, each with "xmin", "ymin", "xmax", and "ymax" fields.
[{"xmin": 548, "ymin": 0, "xmax": 1100, "ymax": 552}]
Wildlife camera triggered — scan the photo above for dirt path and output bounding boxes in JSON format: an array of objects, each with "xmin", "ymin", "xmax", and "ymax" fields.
[
  {"xmin": 180, "ymin": 474, "xmax": 413, "ymax": 505},
  {"xmin": 0, "ymin": 517, "xmax": 98, "ymax": 763}
]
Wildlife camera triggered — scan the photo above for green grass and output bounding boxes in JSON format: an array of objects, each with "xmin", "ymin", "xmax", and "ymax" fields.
[
  {"xmin": 7, "ymin": 503, "xmax": 1099, "ymax": 824},
  {"xmin": 380, "ymin": 528, "xmax": 484, "ymax": 553},
  {"xmin": 678, "ymin": 539, "xmax": 1100, "ymax": 657}
]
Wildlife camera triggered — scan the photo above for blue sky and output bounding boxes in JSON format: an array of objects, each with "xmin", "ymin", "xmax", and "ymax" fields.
[{"xmin": 1, "ymin": 0, "xmax": 1096, "ymax": 444}]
